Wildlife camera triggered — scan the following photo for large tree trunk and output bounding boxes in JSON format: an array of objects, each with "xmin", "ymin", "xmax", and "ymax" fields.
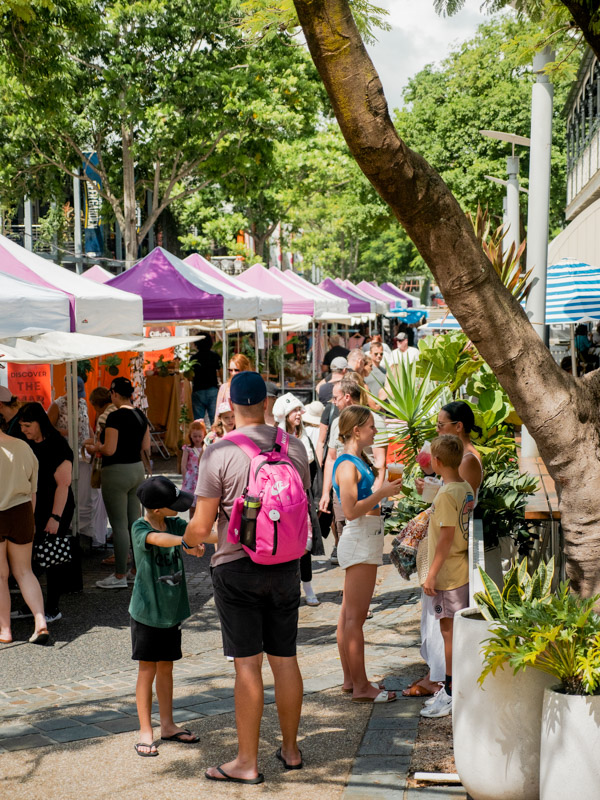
[{"xmin": 293, "ymin": 0, "xmax": 600, "ymax": 596}]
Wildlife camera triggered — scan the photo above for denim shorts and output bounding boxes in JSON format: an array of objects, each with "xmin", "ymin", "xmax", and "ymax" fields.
[
  {"xmin": 337, "ymin": 515, "xmax": 384, "ymax": 569},
  {"xmin": 211, "ymin": 557, "xmax": 300, "ymax": 658}
]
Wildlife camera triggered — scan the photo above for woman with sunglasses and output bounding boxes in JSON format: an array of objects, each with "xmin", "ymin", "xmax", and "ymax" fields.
[
  {"xmin": 404, "ymin": 400, "xmax": 483, "ymax": 698},
  {"xmin": 215, "ymin": 353, "xmax": 252, "ymax": 411}
]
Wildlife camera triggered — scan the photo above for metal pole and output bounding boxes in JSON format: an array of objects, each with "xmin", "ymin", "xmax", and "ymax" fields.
[
  {"xmin": 280, "ymin": 317, "xmax": 284, "ymax": 388},
  {"xmin": 222, "ymin": 319, "xmax": 228, "ymax": 382},
  {"xmin": 73, "ymin": 170, "xmax": 83, "ymax": 273},
  {"xmin": 312, "ymin": 318, "xmax": 316, "ymax": 400},
  {"xmin": 24, "ymin": 196, "xmax": 33, "ymax": 251},
  {"xmin": 523, "ymin": 47, "xmax": 555, "ymax": 458},
  {"xmin": 502, "ymin": 196, "xmax": 509, "ymax": 260},
  {"xmin": 506, "ymin": 155, "xmax": 521, "ymax": 253}
]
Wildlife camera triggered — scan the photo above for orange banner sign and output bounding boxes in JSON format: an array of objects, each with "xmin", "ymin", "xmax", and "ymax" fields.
[{"xmin": 7, "ymin": 363, "xmax": 52, "ymax": 409}]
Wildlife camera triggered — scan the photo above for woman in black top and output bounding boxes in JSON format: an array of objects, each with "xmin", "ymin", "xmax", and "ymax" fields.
[
  {"xmin": 191, "ymin": 336, "xmax": 222, "ymax": 425},
  {"xmin": 19, "ymin": 402, "xmax": 78, "ymax": 623},
  {"xmin": 86, "ymin": 378, "xmax": 150, "ymax": 589}
]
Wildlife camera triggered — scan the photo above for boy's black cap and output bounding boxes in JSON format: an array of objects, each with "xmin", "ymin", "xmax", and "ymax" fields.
[
  {"xmin": 230, "ymin": 371, "xmax": 267, "ymax": 405},
  {"xmin": 136, "ymin": 476, "xmax": 193, "ymax": 512}
]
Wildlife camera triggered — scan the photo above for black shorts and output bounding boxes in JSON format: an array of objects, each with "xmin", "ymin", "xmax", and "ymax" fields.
[
  {"xmin": 0, "ymin": 501, "xmax": 35, "ymax": 544},
  {"xmin": 130, "ymin": 617, "xmax": 182, "ymax": 662},
  {"xmin": 211, "ymin": 557, "xmax": 300, "ymax": 658}
]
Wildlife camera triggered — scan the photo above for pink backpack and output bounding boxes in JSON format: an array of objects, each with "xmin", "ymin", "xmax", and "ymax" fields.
[{"xmin": 225, "ymin": 428, "xmax": 308, "ymax": 565}]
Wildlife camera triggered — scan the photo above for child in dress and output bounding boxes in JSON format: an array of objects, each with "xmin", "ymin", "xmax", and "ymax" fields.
[
  {"xmin": 204, "ymin": 402, "xmax": 235, "ymax": 446},
  {"xmin": 181, "ymin": 421, "xmax": 206, "ymax": 516}
]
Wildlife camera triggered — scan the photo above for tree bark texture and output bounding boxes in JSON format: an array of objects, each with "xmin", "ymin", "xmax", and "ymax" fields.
[
  {"xmin": 293, "ymin": 0, "xmax": 600, "ymax": 595},
  {"xmin": 121, "ymin": 126, "xmax": 138, "ymax": 268},
  {"xmin": 560, "ymin": 1, "xmax": 600, "ymax": 61}
]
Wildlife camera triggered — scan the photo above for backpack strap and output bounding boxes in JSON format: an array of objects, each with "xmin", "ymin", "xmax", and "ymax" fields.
[{"xmin": 223, "ymin": 431, "xmax": 262, "ymax": 460}]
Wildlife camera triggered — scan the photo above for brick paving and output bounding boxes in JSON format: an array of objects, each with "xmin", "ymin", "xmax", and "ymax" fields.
[{"xmin": 1, "ymin": 538, "xmax": 466, "ymax": 798}]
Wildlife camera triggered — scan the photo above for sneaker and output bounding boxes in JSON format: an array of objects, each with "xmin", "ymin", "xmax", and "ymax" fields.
[
  {"xmin": 96, "ymin": 574, "xmax": 128, "ymax": 589},
  {"xmin": 126, "ymin": 571, "xmax": 136, "ymax": 585},
  {"xmin": 10, "ymin": 609, "xmax": 32, "ymax": 619},
  {"xmin": 330, "ymin": 546, "xmax": 339, "ymax": 565},
  {"xmin": 424, "ymin": 687, "xmax": 443, "ymax": 707},
  {"xmin": 420, "ymin": 686, "xmax": 452, "ymax": 718},
  {"xmin": 45, "ymin": 611, "xmax": 63, "ymax": 623}
]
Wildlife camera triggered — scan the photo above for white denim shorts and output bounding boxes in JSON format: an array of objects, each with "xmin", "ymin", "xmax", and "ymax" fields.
[{"xmin": 337, "ymin": 515, "xmax": 384, "ymax": 569}]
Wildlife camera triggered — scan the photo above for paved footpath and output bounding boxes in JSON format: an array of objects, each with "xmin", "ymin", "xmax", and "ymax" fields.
[{"xmin": 1, "ymin": 539, "xmax": 467, "ymax": 800}]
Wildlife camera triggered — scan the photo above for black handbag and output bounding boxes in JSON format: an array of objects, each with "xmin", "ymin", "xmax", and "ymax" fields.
[{"xmin": 34, "ymin": 534, "xmax": 73, "ymax": 569}]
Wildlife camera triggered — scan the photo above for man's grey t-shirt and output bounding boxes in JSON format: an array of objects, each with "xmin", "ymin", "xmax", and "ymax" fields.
[
  {"xmin": 365, "ymin": 366, "xmax": 386, "ymax": 396},
  {"xmin": 195, "ymin": 424, "xmax": 310, "ymax": 567}
]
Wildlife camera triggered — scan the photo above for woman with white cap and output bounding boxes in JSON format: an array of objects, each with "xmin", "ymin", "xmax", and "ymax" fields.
[{"xmin": 273, "ymin": 393, "xmax": 324, "ymax": 606}]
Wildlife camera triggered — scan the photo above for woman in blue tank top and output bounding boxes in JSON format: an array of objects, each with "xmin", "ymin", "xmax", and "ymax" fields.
[{"xmin": 332, "ymin": 405, "xmax": 403, "ymax": 703}]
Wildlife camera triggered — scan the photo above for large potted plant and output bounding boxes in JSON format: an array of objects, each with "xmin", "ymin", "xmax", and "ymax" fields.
[
  {"xmin": 452, "ymin": 559, "xmax": 556, "ymax": 800},
  {"xmin": 479, "ymin": 583, "xmax": 600, "ymax": 800}
]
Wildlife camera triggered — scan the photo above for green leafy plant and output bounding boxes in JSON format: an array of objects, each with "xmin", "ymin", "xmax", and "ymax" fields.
[
  {"xmin": 474, "ymin": 557, "xmax": 554, "ymax": 622},
  {"xmin": 477, "ymin": 466, "xmax": 539, "ymax": 549},
  {"xmin": 99, "ymin": 354, "xmax": 122, "ymax": 376},
  {"xmin": 177, "ymin": 353, "xmax": 197, "ymax": 380},
  {"xmin": 479, "ymin": 581, "xmax": 600, "ymax": 696},
  {"xmin": 375, "ymin": 359, "xmax": 446, "ymax": 472},
  {"xmin": 154, "ymin": 355, "xmax": 170, "ymax": 378},
  {"xmin": 77, "ymin": 359, "xmax": 93, "ymax": 382},
  {"xmin": 416, "ymin": 331, "xmax": 483, "ymax": 395}
]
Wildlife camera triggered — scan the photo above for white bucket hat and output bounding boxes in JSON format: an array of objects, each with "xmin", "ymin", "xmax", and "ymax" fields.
[
  {"xmin": 272, "ymin": 392, "xmax": 304, "ymax": 425},
  {"xmin": 302, "ymin": 400, "xmax": 325, "ymax": 426}
]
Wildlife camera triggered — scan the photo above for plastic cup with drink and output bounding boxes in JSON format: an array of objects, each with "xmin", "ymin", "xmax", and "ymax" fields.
[
  {"xmin": 416, "ymin": 441, "xmax": 432, "ymax": 472},
  {"xmin": 422, "ymin": 476, "xmax": 442, "ymax": 503},
  {"xmin": 387, "ymin": 462, "xmax": 405, "ymax": 481}
]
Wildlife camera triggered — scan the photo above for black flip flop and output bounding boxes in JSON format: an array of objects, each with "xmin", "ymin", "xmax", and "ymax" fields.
[
  {"xmin": 161, "ymin": 729, "xmax": 199, "ymax": 743},
  {"xmin": 205, "ymin": 766, "xmax": 264, "ymax": 784},
  {"xmin": 134, "ymin": 742, "xmax": 159, "ymax": 757},
  {"xmin": 275, "ymin": 747, "xmax": 303, "ymax": 770}
]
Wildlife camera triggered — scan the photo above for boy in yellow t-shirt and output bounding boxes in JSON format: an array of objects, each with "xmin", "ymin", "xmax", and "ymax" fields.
[{"xmin": 421, "ymin": 435, "xmax": 474, "ymax": 719}]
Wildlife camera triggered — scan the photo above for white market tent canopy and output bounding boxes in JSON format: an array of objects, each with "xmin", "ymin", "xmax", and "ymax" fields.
[
  {"xmin": 545, "ymin": 258, "xmax": 600, "ymax": 325},
  {"xmin": 0, "ymin": 272, "xmax": 72, "ymax": 338},
  {"xmin": 0, "ymin": 233, "xmax": 143, "ymax": 337},
  {"xmin": 184, "ymin": 253, "xmax": 283, "ymax": 319}
]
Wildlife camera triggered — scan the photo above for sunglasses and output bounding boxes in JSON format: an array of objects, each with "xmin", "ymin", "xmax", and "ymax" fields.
[{"xmin": 229, "ymin": 368, "xmax": 241, "ymax": 373}]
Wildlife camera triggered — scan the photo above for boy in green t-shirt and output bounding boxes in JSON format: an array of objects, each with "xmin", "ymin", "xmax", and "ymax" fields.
[
  {"xmin": 421, "ymin": 435, "xmax": 474, "ymax": 719},
  {"xmin": 130, "ymin": 476, "xmax": 205, "ymax": 757}
]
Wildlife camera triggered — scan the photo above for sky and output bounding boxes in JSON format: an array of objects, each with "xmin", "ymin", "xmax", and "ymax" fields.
[{"xmin": 366, "ymin": 0, "xmax": 492, "ymax": 112}]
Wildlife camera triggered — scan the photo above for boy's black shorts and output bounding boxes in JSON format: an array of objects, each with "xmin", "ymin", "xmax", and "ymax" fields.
[
  {"xmin": 211, "ymin": 557, "xmax": 300, "ymax": 659},
  {"xmin": 131, "ymin": 618, "xmax": 182, "ymax": 662}
]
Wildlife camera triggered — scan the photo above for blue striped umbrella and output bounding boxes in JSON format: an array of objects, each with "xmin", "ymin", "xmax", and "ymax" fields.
[
  {"xmin": 420, "ymin": 312, "xmax": 461, "ymax": 331},
  {"xmin": 545, "ymin": 259, "xmax": 600, "ymax": 325}
]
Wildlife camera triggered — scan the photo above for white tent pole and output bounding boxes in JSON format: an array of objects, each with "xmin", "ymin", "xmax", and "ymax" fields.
[
  {"xmin": 66, "ymin": 360, "xmax": 79, "ymax": 535},
  {"xmin": 280, "ymin": 316, "xmax": 284, "ymax": 388},
  {"xmin": 312, "ymin": 318, "xmax": 316, "ymax": 400},
  {"xmin": 222, "ymin": 318, "xmax": 228, "ymax": 382}
]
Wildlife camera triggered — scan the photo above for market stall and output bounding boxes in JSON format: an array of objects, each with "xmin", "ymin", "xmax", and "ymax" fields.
[{"xmin": 380, "ymin": 282, "xmax": 417, "ymax": 307}]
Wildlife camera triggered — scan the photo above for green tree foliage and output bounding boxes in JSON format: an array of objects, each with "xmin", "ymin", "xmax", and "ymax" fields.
[
  {"xmin": 0, "ymin": 0, "xmax": 324, "ymax": 262},
  {"xmin": 394, "ymin": 14, "xmax": 577, "ymax": 236}
]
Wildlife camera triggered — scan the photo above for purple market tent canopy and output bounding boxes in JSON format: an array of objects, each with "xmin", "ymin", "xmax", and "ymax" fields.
[
  {"xmin": 0, "ymin": 233, "xmax": 143, "ymax": 336},
  {"xmin": 274, "ymin": 268, "xmax": 349, "ymax": 318},
  {"xmin": 380, "ymin": 282, "xmax": 416, "ymax": 307},
  {"xmin": 320, "ymin": 277, "xmax": 373, "ymax": 315},
  {"xmin": 239, "ymin": 263, "xmax": 328, "ymax": 317},
  {"xmin": 356, "ymin": 280, "xmax": 402, "ymax": 311},
  {"xmin": 107, "ymin": 247, "xmax": 227, "ymax": 322},
  {"xmin": 184, "ymin": 253, "xmax": 282, "ymax": 319},
  {"xmin": 339, "ymin": 278, "xmax": 388, "ymax": 315}
]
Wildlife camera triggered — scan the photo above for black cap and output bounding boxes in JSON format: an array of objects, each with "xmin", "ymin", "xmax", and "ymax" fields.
[
  {"xmin": 110, "ymin": 377, "xmax": 134, "ymax": 398},
  {"xmin": 136, "ymin": 476, "xmax": 193, "ymax": 512},
  {"xmin": 229, "ymin": 372, "xmax": 267, "ymax": 406}
]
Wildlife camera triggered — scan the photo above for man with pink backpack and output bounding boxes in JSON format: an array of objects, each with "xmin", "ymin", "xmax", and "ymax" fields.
[{"xmin": 185, "ymin": 372, "xmax": 310, "ymax": 785}]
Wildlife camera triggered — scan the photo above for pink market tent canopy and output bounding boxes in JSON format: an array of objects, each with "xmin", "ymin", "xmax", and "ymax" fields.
[
  {"xmin": 276, "ymin": 268, "xmax": 348, "ymax": 316},
  {"xmin": 0, "ymin": 233, "xmax": 142, "ymax": 336},
  {"xmin": 380, "ymin": 282, "xmax": 415, "ymax": 307},
  {"xmin": 319, "ymin": 277, "xmax": 372, "ymax": 314},
  {"xmin": 82, "ymin": 265, "xmax": 113, "ymax": 284},
  {"xmin": 0, "ymin": 272, "xmax": 72, "ymax": 338},
  {"xmin": 184, "ymin": 253, "xmax": 282, "ymax": 318},
  {"xmin": 338, "ymin": 278, "xmax": 387, "ymax": 315},
  {"xmin": 357, "ymin": 280, "xmax": 404, "ymax": 309},
  {"xmin": 107, "ymin": 247, "xmax": 224, "ymax": 321},
  {"xmin": 238, "ymin": 263, "xmax": 327, "ymax": 317}
]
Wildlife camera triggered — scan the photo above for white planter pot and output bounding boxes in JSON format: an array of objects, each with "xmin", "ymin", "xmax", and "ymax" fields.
[
  {"xmin": 540, "ymin": 687, "xmax": 600, "ymax": 800},
  {"xmin": 452, "ymin": 607, "xmax": 555, "ymax": 800}
]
